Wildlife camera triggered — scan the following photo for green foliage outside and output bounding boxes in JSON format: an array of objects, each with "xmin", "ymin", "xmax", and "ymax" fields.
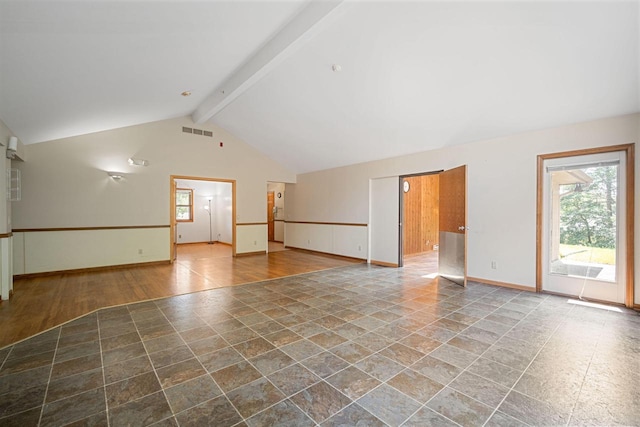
[{"xmin": 559, "ymin": 165, "xmax": 617, "ymax": 251}]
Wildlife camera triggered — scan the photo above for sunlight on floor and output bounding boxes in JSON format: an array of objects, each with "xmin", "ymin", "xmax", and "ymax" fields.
[{"xmin": 567, "ymin": 298, "xmax": 623, "ymax": 312}]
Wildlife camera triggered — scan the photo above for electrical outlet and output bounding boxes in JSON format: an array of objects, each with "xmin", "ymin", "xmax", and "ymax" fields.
[
  {"xmin": 138, "ymin": 249, "xmax": 143, "ymax": 255},
  {"xmin": 358, "ymin": 244, "xmax": 362, "ymax": 251},
  {"xmin": 254, "ymin": 240, "xmax": 257, "ymax": 246},
  {"xmin": 491, "ymin": 261, "xmax": 497, "ymax": 269},
  {"xmin": 178, "ymin": 234, "xmax": 182, "ymax": 239}
]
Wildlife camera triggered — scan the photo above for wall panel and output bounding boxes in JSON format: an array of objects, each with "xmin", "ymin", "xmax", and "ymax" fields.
[
  {"xmin": 15, "ymin": 228, "xmax": 170, "ymax": 275},
  {"xmin": 284, "ymin": 222, "xmax": 367, "ymax": 260}
]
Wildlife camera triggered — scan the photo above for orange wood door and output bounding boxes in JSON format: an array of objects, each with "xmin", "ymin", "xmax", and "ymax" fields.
[
  {"xmin": 267, "ymin": 192, "xmax": 275, "ymax": 241},
  {"xmin": 439, "ymin": 165, "xmax": 466, "ymax": 234}
]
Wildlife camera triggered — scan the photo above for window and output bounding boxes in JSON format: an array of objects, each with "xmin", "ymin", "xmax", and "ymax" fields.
[{"xmin": 176, "ymin": 188, "xmax": 193, "ymax": 222}]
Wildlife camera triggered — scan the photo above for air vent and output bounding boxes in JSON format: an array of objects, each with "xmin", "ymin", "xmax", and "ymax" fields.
[{"xmin": 181, "ymin": 127, "xmax": 213, "ymax": 137}]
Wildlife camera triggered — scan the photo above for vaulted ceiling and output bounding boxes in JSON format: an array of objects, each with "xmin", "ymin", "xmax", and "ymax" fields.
[{"xmin": 1, "ymin": 1, "xmax": 638, "ymax": 174}]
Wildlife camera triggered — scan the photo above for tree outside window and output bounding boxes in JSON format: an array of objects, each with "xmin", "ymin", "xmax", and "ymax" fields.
[{"xmin": 176, "ymin": 188, "xmax": 193, "ymax": 222}]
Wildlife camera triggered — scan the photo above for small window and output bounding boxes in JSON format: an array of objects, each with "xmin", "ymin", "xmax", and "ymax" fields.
[{"xmin": 176, "ymin": 188, "xmax": 193, "ymax": 222}]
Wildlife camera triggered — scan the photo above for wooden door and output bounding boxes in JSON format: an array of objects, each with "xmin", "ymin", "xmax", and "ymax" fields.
[
  {"xmin": 267, "ymin": 192, "xmax": 275, "ymax": 241},
  {"xmin": 438, "ymin": 165, "xmax": 467, "ymax": 286}
]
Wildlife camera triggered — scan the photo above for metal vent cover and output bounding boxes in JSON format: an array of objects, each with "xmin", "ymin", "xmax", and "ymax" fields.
[{"xmin": 182, "ymin": 127, "xmax": 212, "ymax": 137}]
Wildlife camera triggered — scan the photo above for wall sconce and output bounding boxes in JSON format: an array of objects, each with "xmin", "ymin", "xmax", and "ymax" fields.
[
  {"xmin": 128, "ymin": 158, "xmax": 149, "ymax": 166},
  {"xmin": 108, "ymin": 171, "xmax": 124, "ymax": 180},
  {"xmin": 6, "ymin": 136, "xmax": 18, "ymax": 159}
]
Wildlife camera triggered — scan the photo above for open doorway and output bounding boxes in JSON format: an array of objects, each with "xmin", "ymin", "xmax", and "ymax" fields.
[
  {"xmin": 170, "ymin": 175, "xmax": 235, "ymax": 261},
  {"xmin": 400, "ymin": 173, "xmax": 440, "ymax": 274},
  {"xmin": 267, "ymin": 182, "xmax": 287, "ymax": 253},
  {"xmin": 398, "ymin": 166, "xmax": 467, "ymax": 286}
]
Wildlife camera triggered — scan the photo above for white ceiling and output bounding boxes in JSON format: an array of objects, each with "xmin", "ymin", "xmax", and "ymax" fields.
[{"xmin": 1, "ymin": 1, "xmax": 638, "ymax": 174}]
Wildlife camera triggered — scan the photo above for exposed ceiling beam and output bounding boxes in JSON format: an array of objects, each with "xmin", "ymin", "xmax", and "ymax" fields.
[{"xmin": 192, "ymin": 0, "xmax": 344, "ymax": 124}]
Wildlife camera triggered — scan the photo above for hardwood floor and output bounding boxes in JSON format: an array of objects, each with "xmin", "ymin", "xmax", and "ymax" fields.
[{"xmin": 0, "ymin": 245, "xmax": 361, "ymax": 348}]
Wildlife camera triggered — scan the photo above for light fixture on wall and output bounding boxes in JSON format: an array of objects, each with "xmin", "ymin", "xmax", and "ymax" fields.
[
  {"xmin": 128, "ymin": 158, "xmax": 149, "ymax": 166},
  {"xmin": 204, "ymin": 198, "xmax": 214, "ymax": 244},
  {"xmin": 107, "ymin": 171, "xmax": 124, "ymax": 180},
  {"xmin": 6, "ymin": 136, "xmax": 18, "ymax": 159}
]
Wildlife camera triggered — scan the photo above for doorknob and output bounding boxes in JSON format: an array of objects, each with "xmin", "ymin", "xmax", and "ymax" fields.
[{"xmin": 458, "ymin": 226, "xmax": 466, "ymax": 231}]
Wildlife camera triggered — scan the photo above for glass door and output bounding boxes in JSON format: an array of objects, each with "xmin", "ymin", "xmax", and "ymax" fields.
[{"xmin": 542, "ymin": 151, "xmax": 626, "ymax": 304}]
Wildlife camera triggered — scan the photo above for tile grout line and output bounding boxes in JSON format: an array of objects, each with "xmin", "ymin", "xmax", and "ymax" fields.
[
  {"xmin": 129, "ymin": 304, "xmax": 179, "ymax": 426},
  {"xmin": 96, "ymin": 311, "xmax": 111, "ymax": 427},
  {"xmin": 480, "ymin": 298, "xmax": 577, "ymax": 427},
  {"xmin": 36, "ymin": 327, "xmax": 62, "ymax": 427},
  {"xmin": 564, "ymin": 313, "xmax": 608, "ymax": 426},
  {"xmin": 392, "ymin": 284, "xmax": 514, "ymax": 427}
]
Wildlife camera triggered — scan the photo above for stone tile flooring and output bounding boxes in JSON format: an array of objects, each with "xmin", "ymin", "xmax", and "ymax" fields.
[{"xmin": 0, "ymin": 264, "xmax": 638, "ymax": 426}]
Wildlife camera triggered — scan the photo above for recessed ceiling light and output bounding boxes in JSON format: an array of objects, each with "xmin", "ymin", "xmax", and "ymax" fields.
[{"xmin": 181, "ymin": 91, "xmax": 192, "ymax": 97}]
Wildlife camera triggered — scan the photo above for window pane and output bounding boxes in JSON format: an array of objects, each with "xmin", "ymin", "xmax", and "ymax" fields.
[
  {"xmin": 176, "ymin": 191, "xmax": 191, "ymax": 205},
  {"xmin": 549, "ymin": 164, "xmax": 617, "ymax": 282},
  {"xmin": 176, "ymin": 206, "xmax": 191, "ymax": 220}
]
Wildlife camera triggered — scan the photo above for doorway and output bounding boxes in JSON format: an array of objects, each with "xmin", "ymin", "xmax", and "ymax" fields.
[
  {"xmin": 371, "ymin": 165, "xmax": 467, "ymax": 286},
  {"xmin": 400, "ymin": 172, "xmax": 440, "ymax": 273},
  {"xmin": 267, "ymin": 182, "xmax": 285, "ymax": 246},
  {"xmin": 170, "ymin": 175, "xmax": 236, "ymax": 261},
  {"xmin": 537, "ymin": 145, "xmax": 634, "ymax": 306}
]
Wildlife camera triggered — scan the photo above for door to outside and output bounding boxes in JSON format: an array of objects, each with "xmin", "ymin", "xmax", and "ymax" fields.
[
  {"xmin": 438, "ymin": 165, "xmax": 467, "ymax": 286},
  {"xmin": 541, "ymin": 151, "xmax": 626, "ymax": 304}
]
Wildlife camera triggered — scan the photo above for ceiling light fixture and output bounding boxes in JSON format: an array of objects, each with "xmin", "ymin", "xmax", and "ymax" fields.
[
  {"xmin": 331, "ymin": 64, "xmax": 342, "ymax": 72},
  {"xmin": 6, "ymin": 136, "xmax": 18, "ymax": 159},
  {"xmin": 181, "ymin": 91, "xmax": 192, "ymax": 97},
  {"xmin": 108, "ymin": 171, "xmax": 124, "ymax": 180},
  {"xmin": 128, "ymin": 158, "xmax": 149, "ymax": 166}
]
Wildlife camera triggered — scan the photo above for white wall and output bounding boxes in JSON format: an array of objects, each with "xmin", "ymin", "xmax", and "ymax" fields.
[
  {"xmin": 286, "ymin": 114, "xmax": 640, "ymax": 304},
  {"xmin": 11, "ymin": 116, "xmax": 296, "ymax": 273},
  {"xmin": 0, "ymin": 119, "xmax": 15, "ymax": 298},
  {"xmin": 236, "ymin": 224, "xmax": 267, "ymax": 254},
  {"xmin": 369, "ymin": 177, "xmax": 399, "ymax": 265},
  {"xmin": 13, "ymin": 228, "xmax": 168, "ymax": 274},
  {"xmin": 284, "ymin": 222, "xmax": 367, "ymax": 259}
]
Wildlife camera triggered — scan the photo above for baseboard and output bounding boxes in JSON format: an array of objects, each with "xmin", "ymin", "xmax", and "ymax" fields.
[
  {"xmin": 284, "ymin": 246, "xmax": 366, "ymax": 262},
  {"xmin": 370, "ymin": 260, "xmax": 399, "ymax": 268},
  {"xmin": 466, "ymin": 276, "xmax": 536, "ymax": 292},
  {"xmin": 14, "ymin": 260, "xmax": 172, "ymax": 280},
  {"xmin": 177, "ymin": 240, "xmax": 230, "ymax": 246},
  {"xmin": 235, "ymin": 250, "xmax": 267, "ymax": 257}
]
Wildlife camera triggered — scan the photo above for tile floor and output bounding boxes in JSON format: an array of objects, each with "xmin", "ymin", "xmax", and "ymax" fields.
[{"xmin": 0, "ymin": 264, "xmax": 638, "ymax": 426}]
